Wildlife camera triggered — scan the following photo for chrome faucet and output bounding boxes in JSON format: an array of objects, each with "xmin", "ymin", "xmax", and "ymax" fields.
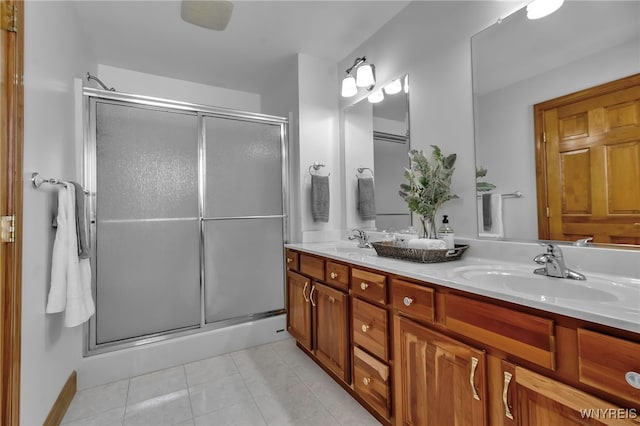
[
  {"xmin": 348, "ymin": 229, "xmax": 373, "ymax": 248},
  {"xmin": 533, "ymin": 243, "xmax": 586, "ymax": 280}
]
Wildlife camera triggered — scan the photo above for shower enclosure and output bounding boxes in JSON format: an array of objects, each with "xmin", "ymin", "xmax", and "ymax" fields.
[{"xmin": 83, "ymin": 88, "xmax": 288, "ymax": 353}]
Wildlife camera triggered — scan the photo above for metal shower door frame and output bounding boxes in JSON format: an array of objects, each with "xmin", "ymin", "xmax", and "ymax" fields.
[{"xmin": 82, "ymin": 88, "xmax": 289, "ymax": 355}]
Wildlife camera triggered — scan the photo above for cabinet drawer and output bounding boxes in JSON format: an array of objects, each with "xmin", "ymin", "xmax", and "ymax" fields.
[
  {"xmin": 351, "ymin": 268, "xmax": 387, "ymax": 305},
  {"xmin": 325, "ymin": 261, "xmax": 349, "ymax": 291},
  {"xmin": 354, "ymin": 347, "xmax": 390, "ymax": 420},
  {"xmin": 285, "ymin": 249, "xmax": 299, "ymax": 271},
  {"xmin": 353, "ymin": 297, "xmax": 388, "ymax": 361},
  {"xmin": 391, "ymin": 279, "xmax": 435, "ymax": 323},
  {"xmin": 300, "ymin": 254, "xmax": 324, "ymax": 281},
  {"xmin": 445, "ymin": 294, "xmax": 556, "ymax": 370},
  {"xmin": 577, "ymin": 329, "xmax": 640, "ymax": 404}
]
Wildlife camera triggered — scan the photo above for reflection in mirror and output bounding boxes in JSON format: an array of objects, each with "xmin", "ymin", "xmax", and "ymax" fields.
[
  {"xmin": 344, "ymin": 75, "xmax": 410, "ymax": 232},
  {"xmin": 472, "ymin": 1, "xmax": 640, "ymax": 244}
]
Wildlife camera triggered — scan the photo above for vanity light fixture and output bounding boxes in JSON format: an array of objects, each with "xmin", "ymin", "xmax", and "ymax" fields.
[
  {"xmin": 384, "ymin": 79, "xmax": 402, "ymax": 95},
  {"xmin": 181, "ymin": 0, "xmax": 234, "ymax": 31},
  {"xmin": 404, "ymin": 75, "xmax": 409, "ymax": 93},
  {"xmin": 526, "ymin": 0, "xmax": 564, "ymax": 20},
  {"xmin": 368, "ymin": 90, "xmax": 384, "ymax": 104},
  {"xmin": 341, "ymin": 56, "xmax": 376, "ymax": 97}
]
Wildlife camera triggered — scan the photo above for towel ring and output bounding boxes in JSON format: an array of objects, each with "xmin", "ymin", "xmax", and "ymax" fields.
[
  {"xmin": 309, "ymin": 162, "xmax": 330, "ymax": 177},
  {"xmin": 356, "ymin": 167, "xmax": 374, "ymax": 178}
]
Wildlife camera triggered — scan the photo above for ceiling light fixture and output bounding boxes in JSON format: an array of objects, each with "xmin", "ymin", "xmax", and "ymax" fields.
[
  {"xmin": 526, "ymin": 0, "xmax": 564, "ymax": 20},
  {"xmin": 181, "ymin": 0, "xmax": 234, "ymax": 31},
  {"xmin": 340, "ymin": 56, "xmax": 376, "ymax": 97}
]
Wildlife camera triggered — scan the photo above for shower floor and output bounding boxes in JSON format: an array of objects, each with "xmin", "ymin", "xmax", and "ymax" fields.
[{"xmin": 61, "ymin": 338, "xmax": 380, "ymax": 425}]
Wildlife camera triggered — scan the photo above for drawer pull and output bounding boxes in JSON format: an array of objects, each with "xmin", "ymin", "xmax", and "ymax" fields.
[
  {"xmin": 625, "ymin": 371, "xmax": 640, "ymax": 389},
  {"xmin": 310, "ymin": 285, "xmax": 317, "ymax": 307},
  {"xmin": 634, "ymin": 223, "xmax": 640, "ymax": 228},
  {"xmin": 503, "ymin": 371, "xmax": 514, "ymax": 420},
  {"xmin": 470, "ymin": 357, "xmax": 480, "ymax": 401},
  {"xmin": 330, "ymin": 272, "xmax": 338, "ymax": 279},
  {"xmin": 360, "ymin": 282, "xmax": 369, "ymax": 290},
  {"xmin": 361, "ymin": 323, "xmax": 371, "ymax": 333},
  {"xmin": 403, "ymin": 296, "xmax": 413, "ymax": 306},
  {"xmin": 302, "ymin": 281, "xmax": 309, "ymax": 303},
  {"xmin": 287, "ymin": 257, "xmax": 293, "ymax": 263},
  {"xmin": 362, "ymin": 377, "xmax": 371, "ymax": 386}
]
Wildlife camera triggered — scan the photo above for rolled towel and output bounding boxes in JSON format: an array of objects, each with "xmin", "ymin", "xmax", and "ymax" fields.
[
  {"xmin": 311, "ymin": 174, "xmax": 330, "ymax": 222},
  {"xmin": 70, "ymin": 181, "xmax": 90, "ymax": 259},
  {"xmin": 407, "ymin": 238, "xmax": 446, "ymax": 250},
  {"xmin": 357, "ymin": 177, "xmax": 376, "ymax": 221}
]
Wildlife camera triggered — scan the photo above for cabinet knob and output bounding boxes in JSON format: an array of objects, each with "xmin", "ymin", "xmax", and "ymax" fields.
[
  {"xmin": 362, "ymin": 377, "xmax": 371, "ymax": 386},
  {"xmin": 361, "ymin": 323, "xmax": 371, "ymax": 333},
  {"xmin": 287, "ymin": 257, "xmax": 293, "ymax": 263},
  {"xmin": 360, "ymin": 282, "xmax": 369, "ymax": 290},
  {"xmin": 330, "ymin": 272, "xmax": 338, "ymax": 279},
  {"xmin": 403, "ymin": 296, "xmax": 414, "ymax": 306},
  {"xmin": 625, "ymin": 371, "xmax": 640, "ymax": 389}
]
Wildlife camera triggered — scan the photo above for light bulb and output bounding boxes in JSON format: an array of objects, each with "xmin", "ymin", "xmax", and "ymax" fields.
[
  {"xmin": 526, "ymin": 0, "xmax": 564, "ymax": 20},
  {"xmin": 368, "ymin": 91, "xmax": 384, "ymax": 104},
  {"xmin": 384, "ymin": 79, "xmax": 402, "ymax": 95},
  {"xmin": 356, "ymin": 63, "xmax": 375, "ymax": 88},
  {"xmin": 341, "ymin": 74, "xmax": 357, "ymax": 97}
]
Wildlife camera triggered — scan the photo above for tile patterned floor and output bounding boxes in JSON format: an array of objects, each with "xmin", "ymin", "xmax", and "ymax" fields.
[{"xmin": 62, "ymin": 338, "xmax": 381, "ymax": 426}]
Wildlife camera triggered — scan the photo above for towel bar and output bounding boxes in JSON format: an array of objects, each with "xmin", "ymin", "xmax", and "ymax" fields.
[
  {"xmin": 476, "ymin": 191, "xmax": 522, "ymax": 199},
  {"xmin": 309, "ymin": 162, "xmax": 330, "ymax": 176},
  {"xmin": 31, "ymin": 172, "xmax": 90, "ymax": 194},
  {"xmin": 356, "ymin": 167, "xmax": 374, "ymax": 178}
]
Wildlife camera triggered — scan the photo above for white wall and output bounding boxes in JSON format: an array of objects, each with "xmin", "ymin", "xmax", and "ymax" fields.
[
  {"xmin": 337, "ymin": 1, "xmax": 526, "ymax": 238},
  {"xmin": 97, "ymin": 64, "xmax": 260, "ymax": 113},
  {"xmin": 297, "ymin": 53, "xmax": 342, "ymax": 242},
  {"xmin": 476, "ymin": 40, "xmax": 640, "ymax": 240},
  {"xmin": 21, "ymin": 2, "xmax": 96, "ymax": 424}
]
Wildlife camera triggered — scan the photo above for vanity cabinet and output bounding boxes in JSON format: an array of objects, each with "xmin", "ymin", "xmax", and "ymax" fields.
[
  {"xmin": 394, "ymin": 316, "xmax": 488, "ymax": 426},
  {"xmin": 285, "ymin": 247, "xmax": 640, "ymax": 426},
  {"xmin": 500, "ymin": 361, "xmax": 640, "ymax": 425},
  {"xmin": 285, "ymin": 251, "xmax": 350, "ymax": 384}
]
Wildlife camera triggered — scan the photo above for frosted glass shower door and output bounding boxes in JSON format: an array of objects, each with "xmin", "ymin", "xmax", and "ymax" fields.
[
  {"xmin": 94, "ymin": 101, "xmax": 200, "ymax": 344},
  {"xmin": 203, "ymin": 116, "xmax": 285, "ymax": 323}
]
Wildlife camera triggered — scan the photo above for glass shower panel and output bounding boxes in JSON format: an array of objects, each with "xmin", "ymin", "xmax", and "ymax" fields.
[
  {"xmin": 203, "ymin": 218, "xmax": 285, "ymax": 323},
  {"xmin": 95, "ymin": 102, "xmax": 200, "ymax": 344},
  {"xmin": 204, "ymin": 117, "xmax": 283, "ymax": 217}
]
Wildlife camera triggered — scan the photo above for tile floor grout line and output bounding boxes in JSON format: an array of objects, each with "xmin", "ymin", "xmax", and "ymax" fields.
[
  {"xmin": 231, "ymin": 344, "xmax": 271, "ymax": 426},
  {"xmin": 182, "ymin": 364, "xmax": 196, "ymax": 425},
  {"xmin": 121, "ymin": 378, "xmax": 131, "ymax": 426}
]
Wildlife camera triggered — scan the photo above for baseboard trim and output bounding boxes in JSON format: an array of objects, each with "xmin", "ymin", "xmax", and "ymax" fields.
[{"xmin": 43, "ymin": 371, "xmax": 77, "ymax": 426}]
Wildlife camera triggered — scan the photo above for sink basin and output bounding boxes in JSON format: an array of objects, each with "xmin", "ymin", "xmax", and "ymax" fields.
[{"xmin": 451, "ymin": 265, "xmax": 620, "ymax": 303}]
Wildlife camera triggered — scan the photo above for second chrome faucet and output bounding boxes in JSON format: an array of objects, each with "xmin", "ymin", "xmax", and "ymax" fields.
[{"xmin": 533, "ymin": 243, "xmax": 586, "ymax": 280}]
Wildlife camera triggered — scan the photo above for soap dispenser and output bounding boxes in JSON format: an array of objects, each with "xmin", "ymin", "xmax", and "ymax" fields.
[{"xmin": 438, "ymin": 215, "xmax": 455, "ymax": 249}]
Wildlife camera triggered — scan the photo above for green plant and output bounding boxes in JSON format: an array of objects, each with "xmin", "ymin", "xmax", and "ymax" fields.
[
  {"xmin": 476, "ymin": 166, "xmax": 496, "ymax": 192},
  {"xmin": 399, "ymin": 146, "xmax": 457, "ymax": 238}
]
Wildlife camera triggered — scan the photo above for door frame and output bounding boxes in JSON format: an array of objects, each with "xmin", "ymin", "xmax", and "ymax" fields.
[{"xmin": 0, "ymin": 0, "xmax": 23, "ymax": 424}]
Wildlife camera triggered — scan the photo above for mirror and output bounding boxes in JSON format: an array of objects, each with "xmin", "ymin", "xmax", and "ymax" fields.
[
  {"xmin": 472, "ymin": 1, "xmax": 640, "ymax": 243},
  {"xmin": 344, "ymin": 75, "xmax": 411, "ymax": 232}
]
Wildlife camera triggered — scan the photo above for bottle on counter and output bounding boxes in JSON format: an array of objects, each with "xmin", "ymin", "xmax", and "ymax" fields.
[{"xmin": 438, "ymin": 215, "xmax": 455, "ymax": 249}]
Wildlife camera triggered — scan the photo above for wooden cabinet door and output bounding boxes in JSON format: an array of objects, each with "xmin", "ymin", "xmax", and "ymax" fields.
[
  {"xmin": 394, "ymin": 316, "xmax": 488, "ymax": 426},
  {"xmin": 512, "ymin": 366, "xmax": 638, "ymax": 426},
  {"xmin": 313, "ymin": 282, "xmax": 350, "ymax": 384},
  {"xmin": 286, "ymin": 270, "xmax": 312, "ymax": 350}
]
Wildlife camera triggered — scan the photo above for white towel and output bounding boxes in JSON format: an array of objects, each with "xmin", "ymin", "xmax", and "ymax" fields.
[
  {"xmin": 478, "ymin": 193, "xmax": 504, "ymax": 238},
  {"xmin": 407, "ymin": 238, "xmax": 446, "ymax": 250},
  {"xmin": 46, "ymin": 183, "xmax": 95, "ymax": 327}
]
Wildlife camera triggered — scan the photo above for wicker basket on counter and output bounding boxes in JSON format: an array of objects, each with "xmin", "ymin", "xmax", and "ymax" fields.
[{"xmin": 371, "ymin": 241, "xmax": 469, "ymax": 263}]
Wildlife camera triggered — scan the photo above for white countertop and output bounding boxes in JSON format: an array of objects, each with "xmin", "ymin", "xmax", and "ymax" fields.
[{"xmin": 285, "ymin": 241, "xmax": 640, "ymax": 334}]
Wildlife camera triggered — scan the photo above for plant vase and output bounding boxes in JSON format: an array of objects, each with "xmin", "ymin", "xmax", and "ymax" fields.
[{"xmin": 419, "ymin": 213, "xmax": 438, "ymax": 239}]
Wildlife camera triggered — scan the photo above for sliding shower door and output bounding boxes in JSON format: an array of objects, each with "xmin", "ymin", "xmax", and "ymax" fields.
[
  {"xmin": 93, "ymin": 101, "xmax": 201, "ymax": 344},
  {"xmin": 203, "ymin": 116, "xmax": 285, "ymax": 323},
  {"xmin": 85, "ymin": 89, "xmax": 288, "ymax": 352}
]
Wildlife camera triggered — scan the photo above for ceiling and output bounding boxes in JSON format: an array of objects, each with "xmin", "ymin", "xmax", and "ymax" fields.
[{"xmin": 72, "ymin": 1, "xmax": 410, "ymax": 95}]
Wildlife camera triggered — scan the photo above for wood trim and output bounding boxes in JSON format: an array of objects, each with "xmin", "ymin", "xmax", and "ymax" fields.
[
  {"xmin": 43, "ymin": 371, "xmax": 77, "ymax": 426},
  {"xmin": 1, "ymin": 0, "xmax": 23, "ymax": 425}
]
